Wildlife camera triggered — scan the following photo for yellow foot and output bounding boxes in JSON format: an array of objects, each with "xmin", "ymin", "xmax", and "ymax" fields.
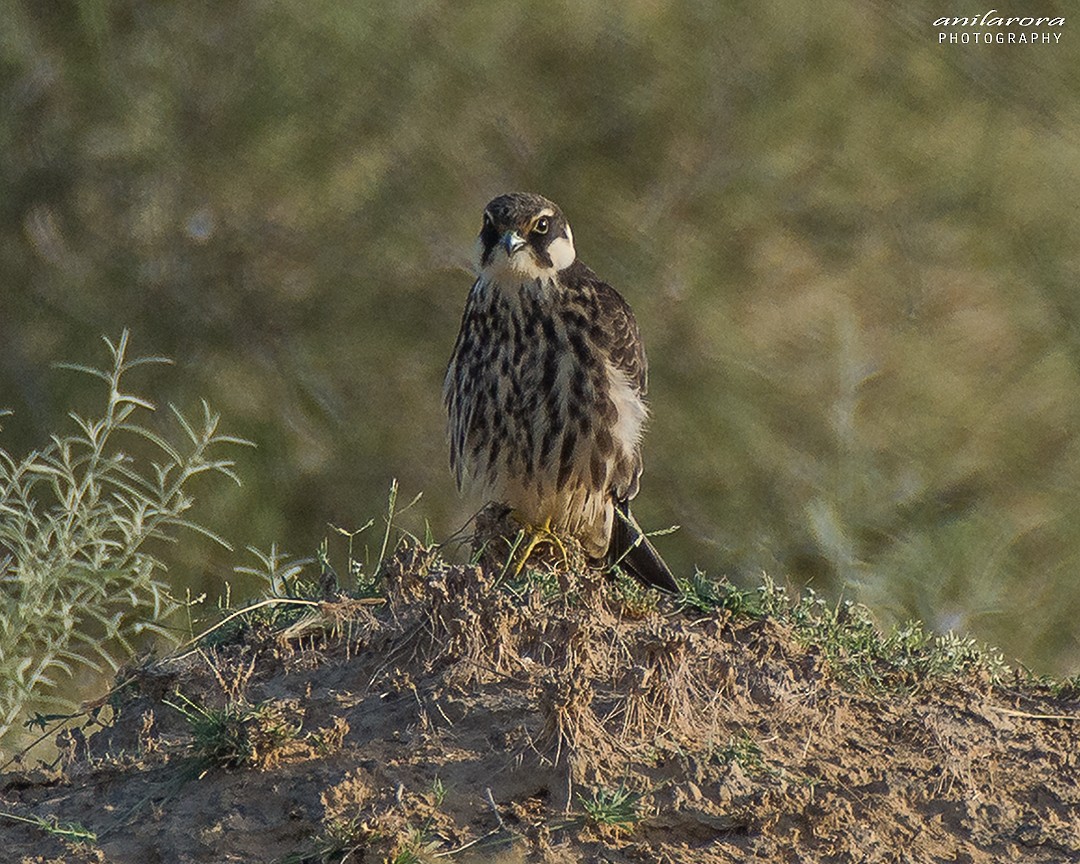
[{"xmin": 508, "ymin": 515, "xmax": 569, "ymax": 576}]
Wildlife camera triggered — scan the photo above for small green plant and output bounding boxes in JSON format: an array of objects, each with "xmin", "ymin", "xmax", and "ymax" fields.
[
  {"xmin": 673, "ymin": 574, "xmax": 1010, "ymax": 695},
  {"xmin": 237, "ymin": 543, "xmax": 312, "ymax": 599},
  {"xmin": 0, "ymin": 331, "xmax": 249, "ymax": 752},
  {"xmin": 686, "ymin": 574, "xmax": 1008, "ymax": 691},
  {"xmin": 1041, "ymin": 672, "xmax": 1080, "ymax": 698},
  {"xmin": 776, "ymin": 585, "xmax": 1008, "ymax": 690},
  {"xmin": 498, "ymin": 559, "xmax": 564, "ymax": 602},
  {"xmin": 391, "ymin": 849, "xmax": 421, "ymax": 864},
  {"xmin": 0, "ymin": 810, "xmax": 97, "ymax": 845},
  {"xmin": 611, "ymin": 568, "xmax": 660, "ymax": 615},
  {"xmin": 677, "ymin": 570, "xmax": 764, "ymax": 616},
  {"xmin": 224, "ymin": 544, "xmax": 319, "ymax": 635},
  {"xmin": 174, "ymin": 501, "xmax": 401, "ymax": 657},
  {"xmin": 391, "ymin": 823, "xmax": 442, "ymax": 863},
  {"xmin": 713, "ymin": 733, "xmax": 770, "ymax": 775},
  {"xmin": 430, "ymin": 775, "xmax": 448, "ymax": 806},
  {"xmin": 578, "ymin": 784, "xmax": 642, "ymax": 832},
  {"xmin": 287, "ymin": 814, "xmax": 374, "ymax": 864},
  {"xmin": 165, "ymin": 691, "xmax": 301, "ymax": 772}
]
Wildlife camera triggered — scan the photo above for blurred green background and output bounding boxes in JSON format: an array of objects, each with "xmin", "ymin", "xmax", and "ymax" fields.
[{"xmin": 3, "ymin": 1, "xmax": 1079, "ymax": 673}]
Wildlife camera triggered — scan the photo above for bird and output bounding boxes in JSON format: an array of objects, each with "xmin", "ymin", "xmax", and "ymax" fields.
[{"xmin": 443, "ymin": 192, "xmax": 677, "ymax": 593}]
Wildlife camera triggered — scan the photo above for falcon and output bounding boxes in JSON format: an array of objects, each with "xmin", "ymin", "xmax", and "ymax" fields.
[{"xmin": 444, "ymin": 192, "xmax": 677, "ymax": 593}]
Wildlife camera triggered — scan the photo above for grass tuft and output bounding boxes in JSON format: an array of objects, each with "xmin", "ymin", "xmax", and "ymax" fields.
[
  {"xmin": 713, "ymin": 733, "xmax": 774, "ymax": 776},
  {"xmin": 284, "ymin": 814, "xmax": 376, "ymax": 864},
  {"xmin": 165, "ymin": 691, "xmax": 302, "ymax": 773},
  {"xmin": 390, "ymin": 823, "xmax": 442, "ymax": 864},
  {"xmin": 677, "ymin": 571, "xmax": 1008, "ymax": 690},
  {"xmin": 610, "ymin": 568, "xmax": 661, "ymax": 616},
  {"xmin": 578, "ymin": 784, "xmax": 643, "ymax": 832}
]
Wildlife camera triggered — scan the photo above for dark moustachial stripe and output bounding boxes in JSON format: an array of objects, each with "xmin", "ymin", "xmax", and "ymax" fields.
[
  {"xmin": 479, "ymin": 217, "xmax": 499, "ymax": 266},
  {"xmin": 530, "ymin": 235, "xmax": 552, "ymax": 268}
]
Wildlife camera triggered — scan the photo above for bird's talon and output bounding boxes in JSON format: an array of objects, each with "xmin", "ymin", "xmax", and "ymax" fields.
[{"xmin": 507, "ymin": 516, "xmax": 570, "ymax": 575}]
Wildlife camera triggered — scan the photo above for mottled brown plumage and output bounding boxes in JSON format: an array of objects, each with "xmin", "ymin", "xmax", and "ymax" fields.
[{"xmin": 444, "ymin": 192, "xmax": 676, "ymax": 592}]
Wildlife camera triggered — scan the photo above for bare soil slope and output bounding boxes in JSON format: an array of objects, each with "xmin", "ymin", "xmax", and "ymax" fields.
[{"xmin": 3, "ymin": 541, "xmax": 1079, "ymax": 863}]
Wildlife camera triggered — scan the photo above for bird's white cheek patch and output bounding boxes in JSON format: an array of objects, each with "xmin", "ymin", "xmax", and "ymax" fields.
[{"xmin": 547, "ymin": 233, "xmax": 576, "ymax": 271}]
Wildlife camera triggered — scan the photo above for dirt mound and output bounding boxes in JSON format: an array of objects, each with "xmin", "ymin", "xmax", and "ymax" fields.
[{"xmin": 2, "ymin": 541, "xmax": 1079, "ymax": 863}]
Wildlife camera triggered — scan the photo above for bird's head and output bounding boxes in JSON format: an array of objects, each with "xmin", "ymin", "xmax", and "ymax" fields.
[{"xmin": 475, "ymin": 192, "xmax": 577, "ymax": 280}]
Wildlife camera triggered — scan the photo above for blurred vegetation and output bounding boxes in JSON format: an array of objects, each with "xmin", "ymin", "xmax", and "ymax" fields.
[{"xmin": 2, "ymin": 0, "xmax": 1079, "ymax": 677}]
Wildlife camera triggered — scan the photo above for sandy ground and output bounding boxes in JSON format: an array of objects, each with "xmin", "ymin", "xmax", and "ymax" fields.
[{"xmin": 2, "ymin": 543, "xmax": 1079, "ymax": 863}]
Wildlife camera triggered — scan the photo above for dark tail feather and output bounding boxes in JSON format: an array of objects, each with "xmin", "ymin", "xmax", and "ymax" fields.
[{"xmin": 609, "ymin": 501, "xmax": 678, "ymax": 593}]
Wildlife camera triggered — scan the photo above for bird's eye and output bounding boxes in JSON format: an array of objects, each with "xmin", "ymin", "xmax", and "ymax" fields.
[{"xmin": 533, "ymin": 217, "xmax": 549, "ymax": 235}]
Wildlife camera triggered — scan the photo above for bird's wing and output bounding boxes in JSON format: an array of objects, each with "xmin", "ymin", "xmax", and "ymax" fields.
[
  {"xmin": 443, "ymin": 278, "xmax": 484, "ymax": 488},
  {"xmin": 562, "ymin": 262, "xmax": 650, "ymax": 502},
  {"xmin": 602, "ymin": 285, "xmax": 648, "ymax": 396},
  {"xmin": 569, "ymin": 262, "xmax": 648, "ymax": 396}
]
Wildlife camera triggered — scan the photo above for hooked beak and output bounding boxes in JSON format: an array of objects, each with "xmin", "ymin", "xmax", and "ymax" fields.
[{"xmin": 500, "ymin": 230, "xmax": 526, "ymax": 257}]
